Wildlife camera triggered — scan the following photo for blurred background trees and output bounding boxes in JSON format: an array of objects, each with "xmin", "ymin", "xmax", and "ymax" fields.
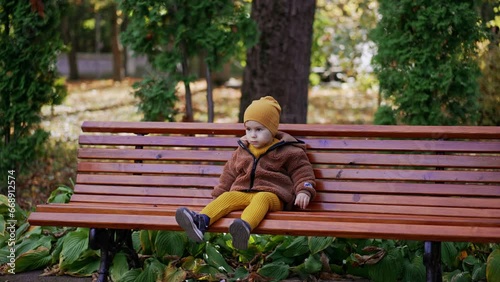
[
  {"xmin": 0, "ymin": 0, "xmax": 67, "ymax": 193},
  {"xmin": 372, "ymin": 0, "xmax": 485, "ymax": 125},
  {"xmin": 1, "ymin": 0, "xmax": 499, "ymax": 280},
  {"xmin": 1, "ymin": 0, "xmax": 498, "ymax": 190}
]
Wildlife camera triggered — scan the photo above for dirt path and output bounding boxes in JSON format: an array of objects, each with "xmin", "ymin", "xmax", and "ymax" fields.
[{"xmin": 40, "ymin": 78, "xmax": 377, "ymax": 142}]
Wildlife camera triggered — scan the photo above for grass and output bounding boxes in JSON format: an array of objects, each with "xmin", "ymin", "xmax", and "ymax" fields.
[{"xmin": 19, "ymin": 78, "xmax": 378, "ymax": 210}]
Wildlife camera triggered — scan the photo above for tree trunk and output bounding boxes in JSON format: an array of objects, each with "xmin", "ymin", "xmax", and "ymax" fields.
[
  {"xmin": 61, "ymin": 9, "xmax": 79, "ymax": 80},
  {"xmin": 240, "ymin": 0, "xmax": 316, "ymax": 124},
  {"xmin": 110, "ymin": 3, "xmax": 123, "ymax": 81}
]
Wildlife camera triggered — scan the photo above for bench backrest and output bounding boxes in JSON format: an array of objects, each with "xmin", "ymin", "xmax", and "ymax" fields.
[{"xmin": 75, "ymin": 122, "xmax": 500, "ymax": 239}]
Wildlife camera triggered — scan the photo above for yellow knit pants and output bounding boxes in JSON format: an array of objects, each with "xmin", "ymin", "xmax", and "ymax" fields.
[{"xmin": 201, "ymin": 191, "xmax": 283, "ymax": 230}]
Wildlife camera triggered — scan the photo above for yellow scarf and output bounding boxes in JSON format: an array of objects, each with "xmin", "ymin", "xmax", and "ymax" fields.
[{"xmin": 248, "ymin": 138, "xmax": 280, "ymax": 158}]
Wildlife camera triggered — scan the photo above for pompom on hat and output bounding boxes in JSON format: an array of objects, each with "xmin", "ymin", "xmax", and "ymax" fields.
[{"xmin": 243, "ymin": 96, "xmax": 281, "ymax": 135}]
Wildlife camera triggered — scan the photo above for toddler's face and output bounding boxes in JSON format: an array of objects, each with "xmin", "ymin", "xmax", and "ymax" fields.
[{"xmin": 244, "ymin": 120, "xmax": 274, "ymax": 148}]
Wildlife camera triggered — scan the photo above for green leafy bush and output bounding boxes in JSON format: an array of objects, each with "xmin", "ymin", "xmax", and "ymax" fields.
[
  {"xmin": 371, "ymin": 0, "xmax": 485, "ymax": 125},
  {"xmin": 0, "ymin": 1, "xmax": 67, "ymax": 192}
]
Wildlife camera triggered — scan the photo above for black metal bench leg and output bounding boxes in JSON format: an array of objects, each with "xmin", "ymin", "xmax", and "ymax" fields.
[
  {"xmin": 89, "ymin": 228, "xmax": 141, "ymax": 282},
  {"xmin": 97, "ymin": 245, "xmax": 111, "ymax": 282},
  {"xmin": 424, "ymin": 241, "xmax": 442, "ymax": 282}
]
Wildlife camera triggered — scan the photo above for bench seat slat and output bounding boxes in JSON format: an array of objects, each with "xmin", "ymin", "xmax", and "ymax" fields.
[
  {"xmin": 310, "ymin": 202, "xmax": 499, "ymax": 218},
  {"xmin": 68, "ymin": 194, "xmax": 500, "ymax": 219},
  {"xmin": 27, "ymin": 212, "xmax": 500, "ymax": 243},
  {"xmin": 79, "ymin": 135, "xmax": 500, "ymax": 153},
  {"xmin": 71, "ymin": 185, "xmax": 500, "ymax": 209},
  {"xmin": 33, "ymin": 204, "xmax": 500, "ymax": 227}
]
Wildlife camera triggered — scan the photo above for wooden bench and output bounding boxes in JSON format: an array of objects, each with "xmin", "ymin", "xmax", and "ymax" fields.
[{"xmin": 28, "ymin": 121, "xmax": 500, "ymax": 282}]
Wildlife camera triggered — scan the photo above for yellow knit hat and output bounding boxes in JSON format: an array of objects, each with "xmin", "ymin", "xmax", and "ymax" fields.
[{"xmin": 243, "ymin": 96, "xmax": 281, "ymax": 135}]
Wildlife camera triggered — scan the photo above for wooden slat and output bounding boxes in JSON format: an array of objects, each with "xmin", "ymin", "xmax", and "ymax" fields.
[
  {"xmin": 77, "ymin": 162, "xmax": 499, "ymax": 184},
  {"xmin": 28, "ymin": 212, "xmax": 500, "ymax": 242},
  {"xmin": 74, "ymin": 182, "xmax": 500, "ymax": 199},
  {"xmin": 78, "ymin": 148, "xmax": 500, "ymax": 168},
  {"xmin": 79, "ymin": 135, "xmax": 240, "ymax": 148},
  {"xmin": 305, "ymin": 139, "xmax": 500, "ymax": 152},
  {"xmin": 79, "ymin": 135, "xmax": 500, "ymax": 153},
  {"xmin": 309, "ymin": 152, "xmax": 500, "ymax": 168},
  {"xmin": 315, "ymin": 193, "xmax": 500, "ymax": 209},
  {"xmin": 74, "ymin": 184, "xmax": 212, "ymax": 198},
  {"xmin": 76, "ymin": 174, "xmax": 220, "ymax": 187},
  {"xmin": 81, "ymin": 121, "xmax": 500, "ymax": 139},
  {"xmin": 77, "ymin": 162, "xmax": 224, "ymax": 176},
  {"xmin": 68, "ymin": 193, "xmax": 500, "ymax": 210},
  {"xmin": 307, "ymin": 202, "xmax": 500, "ymax": 219},
  {"xmin": 319, "ymin": 181, "xmax": 500, "ymax": 196},
  {"xmin": 78, "ymin": 148, "xmax": 233, "ymax": 161},
  {"xmin": 69, "ymin": 194, "xmax": 212, "ymax": 206},
  {"xmin": 316, "ymin": 169, "xmax": 500, "ymax": 183},
  {"xmin": 33, "ymin": 204, "xmax": 500, "ymax": 227}
]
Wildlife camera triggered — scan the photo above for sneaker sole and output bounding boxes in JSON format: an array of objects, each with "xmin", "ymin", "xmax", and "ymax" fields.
[
  {"xmin": 175, "ymin": 208, "xmax": 204, "ymax": 243},
  {"xmin": 229, "ymin": 219, "xmax": 250, "ymax": 250}
]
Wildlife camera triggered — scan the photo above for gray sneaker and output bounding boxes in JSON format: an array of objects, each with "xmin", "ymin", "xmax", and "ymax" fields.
[
  {"xmin": 175, "ymin": 207, "xmax": 209, "ymax": 243},
  {"xmin": 229, "ymin": 219, "xmax": 251, "ymax": 250}
]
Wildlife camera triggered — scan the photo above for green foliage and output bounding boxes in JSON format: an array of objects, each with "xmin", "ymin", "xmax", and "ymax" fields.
[
  {"xmin": 371, "ymin": 0, "xmax": 485, "ymax": 125},
  {"xmin": 120, "ymin": 0, "xmax": 257, "ymax": 121},
  {"xmin": 477, "ymin": 4, "xmax": 500, "ymax": 126},
  {"xmin": 0, "ymin": 186, "xmax": 100, "ymax": 276},
  {"xmin": 132, "ymin": 75, "xmax": 178, "ymax": 121},
  {"xmin": 487, "ymin": 248, "xmax": 500, "ymax": 282},
  {"xmin": 0, "ymin": 1, "xmax": 67, "ymax": 191}
]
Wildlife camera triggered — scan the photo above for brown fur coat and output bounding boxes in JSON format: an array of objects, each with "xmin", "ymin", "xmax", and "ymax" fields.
[{"xmin": 212, "ymin": 131, "xmax": 316, "ymax": 207}]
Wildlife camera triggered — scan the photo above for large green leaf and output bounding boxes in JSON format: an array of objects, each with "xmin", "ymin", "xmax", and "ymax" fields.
[
  {"xmin": 205, "ymin": 243, "xmax": 233, "ymax": 273},
  {"xmin": 155, "ymin": 231, "xmax": 185, "ymax": 258},
  {"xmin": 368, "ymin": 247, "xmax": 403, "ymax": 282},
  {"xmin": 402, "ymin": 255, "xmax": 425, "ymax": 282},
  {"xmin": 165, "ymin": 262, "xmax": 187, "ymax": 282},
  {"xmin": 282, "ymin": 236, "xmax": 309, "ymax": 257},
  {"xmin": 0, "ymin": 195, "xmax": 9, "ymax": 214},
  {"xmin": 304, "ymin": 254, "xmax": 323, "ymax": 274},
  {"xmin": 116, "ymin": 268, "xmax": 142, "ymax": 282},
  {"xmin": 47, "ymin": 185, "xmax": 74, "ymax": 203},
  {"xmin": 258, "ymin": 262, "xmax": 290, "ymax": 282},
  {"xmin": 135, "ymin": 258, "xmax": 165, "ymax": 282},
  {"xmin": 59, "ymin": 228, "xmax": 89, "ymax": 267},
  {"xmin": 139, "ymin": 230, "xmax": 153, "ymax": 254},
  {"xmin": 15, "ymin": 234, "xmax": 52, "ymax": 256},
  {"xmin": 449, "ymin": 271, "xmax": 472, "ymax": 282},
  {"xmin": 14, "ymin": 246, "xmax": 53, "ymax": 273},
  {"xmin": 308, "ymin": 236, "xmax": 334, "ymax": 254},
  {"xmin": 0, "ymin": 215, "xmax": 5, "ymax": 237},
  {"xmin": 61, "ymin": 249, "xmax": 100, "ymax": 277},
  {"xmin": 234, "ymin": 267, "xmax": 249, "ymax": 280},
  {"xmin": 110, "ymin": 252, "xmax": 131, "ymax": 282},
  {"xmin": 487, "ymin": 248, "xmax": 500, "ymax": 282},
  {"xmin": 442, "ymin": 242, "xmax": 459, "ymax": 268}
]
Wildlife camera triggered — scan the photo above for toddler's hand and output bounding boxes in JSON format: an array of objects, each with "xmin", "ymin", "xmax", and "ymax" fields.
[{"xmin": 294, "ymin": 193, "xmax": 310, "ymax": 209}]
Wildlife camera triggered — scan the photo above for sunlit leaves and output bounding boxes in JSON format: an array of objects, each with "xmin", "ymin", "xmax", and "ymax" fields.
[{"xmin": 487, "ymin": 248, "xmax": 500, "ymax": 282}]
